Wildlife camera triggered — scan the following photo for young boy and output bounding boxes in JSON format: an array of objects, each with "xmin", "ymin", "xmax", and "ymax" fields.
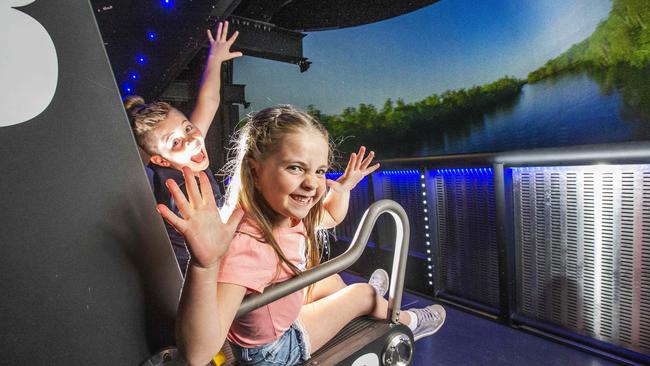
[{"xmin": 125, "ymin": 21, "xmax": 241, "ymax": 276}]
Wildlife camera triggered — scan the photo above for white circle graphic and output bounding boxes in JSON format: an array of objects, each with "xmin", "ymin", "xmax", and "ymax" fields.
[
  {"xmin": 0, "ymin": 0, "xmax": 58, "ymax": 127},
  {"xmin": 351, "ymin": 352, "xmax": 380, "ymax": 366}
]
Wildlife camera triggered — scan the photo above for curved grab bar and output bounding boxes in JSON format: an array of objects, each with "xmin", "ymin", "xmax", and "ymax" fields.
[{"xmin": 236, "ymin": 199, "xmax": 410, "ymax": 323}]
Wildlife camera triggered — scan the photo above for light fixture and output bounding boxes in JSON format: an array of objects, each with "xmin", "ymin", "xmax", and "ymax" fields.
[{"xmin": 421, "ymin": 169, "xmax": 433, "ymax": 288}]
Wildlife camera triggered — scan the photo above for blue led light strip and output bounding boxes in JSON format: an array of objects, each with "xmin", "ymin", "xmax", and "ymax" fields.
[
  {"xmin": 435, "ymin": 167, "xmax": 493, "ymax": 175},
  {"xmin": 421, "ymin": 170, "xmax": 434, "ymax": 287}
]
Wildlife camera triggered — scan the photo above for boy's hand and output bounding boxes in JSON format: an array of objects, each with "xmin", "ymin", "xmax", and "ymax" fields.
[
  {"xmin": 327, "ymin": 146, "xmax": 380, "ymax": 193},
  {"xmin": 207, "ymin": 21, "xmax": 243, "ymax": 63},
  {"xmin": 157, "ymin": 167, "xmax": 244, "ymax": 269}
]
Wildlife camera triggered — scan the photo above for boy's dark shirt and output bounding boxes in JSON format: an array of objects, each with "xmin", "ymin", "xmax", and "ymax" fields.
[{"xmin": 148, "ymin": 163, "xmax": 222, "ymax": 277}]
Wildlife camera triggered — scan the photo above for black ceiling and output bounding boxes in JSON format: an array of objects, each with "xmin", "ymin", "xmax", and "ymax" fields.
[
  {"xmin": 92, "ymin": 0, "xmax": 440, "ymax": 99},
  {"xmin": 235, "ymin": 0, "xmax": 440, "ymax": 31}
]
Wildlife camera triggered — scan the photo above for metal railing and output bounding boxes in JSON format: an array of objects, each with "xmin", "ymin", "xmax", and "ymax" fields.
[
  {"xmin": 236, "ymin": 199, "xmax": 411, "ymax": 324},
  {"xmin": 346, "ymin": 140, "xmax": 650, "ymax": 364}
]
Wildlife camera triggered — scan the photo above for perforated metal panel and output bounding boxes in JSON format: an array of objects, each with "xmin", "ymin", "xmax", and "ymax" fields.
[
  {"xmin": 431, "ymin": 169, "xmax": 500, "ymax": 308},
  {"xmin": 373, "ymin": 170, "xmax": 428, "ymax": 254},
  {"xmin": 330, "ymin": 173, "xmax": 371, "ymax": 241},
  {"xmin": 513, "ymin": 165, "xmax": 650, "ymax": 355}
]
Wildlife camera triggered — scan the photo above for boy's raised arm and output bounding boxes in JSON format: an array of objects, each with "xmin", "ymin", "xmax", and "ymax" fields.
[
  {"xmin": 190, "ymin": 21, "xmax": 243, "ymax": 136},
  {"xmin": 321, "ymin": 146, "xmax": 380, "ymax": 228}
]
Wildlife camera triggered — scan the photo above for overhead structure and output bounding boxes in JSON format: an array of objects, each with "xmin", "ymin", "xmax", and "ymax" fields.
[
  {"xmin": 92, "ymin": 0, "xmax": 440, "ymax": 99},
  {"xmin": 235, "ymin": 0, "xmax": 441, "ymax": 31}
]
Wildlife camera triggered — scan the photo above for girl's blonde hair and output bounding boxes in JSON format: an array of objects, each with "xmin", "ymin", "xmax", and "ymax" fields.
[
  {"xmin": 124, "ymin": 95, "xmax": 171, "ymax": 155},
  {"xmin": 224, "ymin": 105, "xmax": 333, "ymax": 277}
]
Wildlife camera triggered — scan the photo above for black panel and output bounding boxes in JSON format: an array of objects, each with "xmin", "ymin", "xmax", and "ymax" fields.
[
  {"xmin": 237, "ymin": 0, "xmax": 441, "ymax": 31},
  {"xmin": 0, "ymin": 1, "xmax": 181, "ymax": 364}
]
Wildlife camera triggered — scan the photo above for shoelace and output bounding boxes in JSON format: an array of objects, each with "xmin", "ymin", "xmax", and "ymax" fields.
[
  {"xmin": 369, "ymin": 280, "xmax": 385, "ymax": 293},
  {"xmin": 416, "ymin": 307, "xmax": 441, "ymax": 326}
]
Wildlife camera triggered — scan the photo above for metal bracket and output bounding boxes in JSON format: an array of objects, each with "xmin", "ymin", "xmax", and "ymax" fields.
[{"xmin": 226, "ymin": 15, "xmax": 311, "ymax": 72}]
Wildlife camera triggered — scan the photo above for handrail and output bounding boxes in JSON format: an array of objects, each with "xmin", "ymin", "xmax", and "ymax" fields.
[
  {"xmin": 236, "ymin": 199, "xmax": 411, "ymax": 323},
  {"xmin": 377, "ymin": 140, "xmax": 650, "ymax": 167}
]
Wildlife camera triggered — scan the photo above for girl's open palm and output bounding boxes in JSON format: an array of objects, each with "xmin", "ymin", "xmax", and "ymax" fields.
[
  {"xmin": 327, "ymin": 146, "xmax": 380, "ymax": 192},
  {"xmin": 157, "ymin": 167, "xmax": 243, "ymax": 269}
]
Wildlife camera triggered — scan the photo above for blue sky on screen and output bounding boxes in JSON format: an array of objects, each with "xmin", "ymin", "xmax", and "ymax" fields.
[{"xmin": 234, "ymin": 0, "xmax": 612, "ymax": 116}]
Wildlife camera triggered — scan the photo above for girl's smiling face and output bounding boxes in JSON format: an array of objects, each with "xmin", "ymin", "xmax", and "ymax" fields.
[
  {"xmin": 151, "ymin": 108, "xmax": 209, "ymax": 172},
  {"xmin": 251, "ymin": 128, "xmax": 329, "ymax": 227}
]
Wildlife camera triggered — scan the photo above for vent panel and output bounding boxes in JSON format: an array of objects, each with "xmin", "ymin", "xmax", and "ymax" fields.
[
  {"xmin": 432, "ymin": 169, "xmax": 499, "ymax": 308},
  {"xmin": 513, "ymin": 165, "xmax": 650, "ymax": 355}
]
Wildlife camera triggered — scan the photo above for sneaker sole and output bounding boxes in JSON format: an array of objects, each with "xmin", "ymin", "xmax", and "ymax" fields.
[{"xmin": 369, "ymin": 268, "xmax": 389, "ymax": 297}]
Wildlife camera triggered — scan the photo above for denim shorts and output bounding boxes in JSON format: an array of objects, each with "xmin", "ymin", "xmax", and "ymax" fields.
[{"xmin": 229, "ymin": 320, "xmax": 311, "ymax": 365}]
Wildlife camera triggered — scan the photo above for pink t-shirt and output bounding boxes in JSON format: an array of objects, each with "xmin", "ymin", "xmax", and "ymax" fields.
[{"xmin": 218, "ymin": 217, "xmax": 307, "ymax": 348}]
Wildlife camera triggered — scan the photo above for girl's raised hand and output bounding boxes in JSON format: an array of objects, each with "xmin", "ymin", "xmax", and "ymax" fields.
[
  {"xmin": 207, "ymin": 21, "xmax": 243, "ymax": 63},
  {"xmin": 157, "ymin": 167, "xmax": 244, "ymax": 269},
  {"xmin": 327, "ymin": 146, "xmax": 380, "ymax": 193}
]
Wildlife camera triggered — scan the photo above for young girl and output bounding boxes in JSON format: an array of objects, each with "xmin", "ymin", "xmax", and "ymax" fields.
[{"xmin": 157, "ymin": 105, "xmax": 446, "ymax": 365}]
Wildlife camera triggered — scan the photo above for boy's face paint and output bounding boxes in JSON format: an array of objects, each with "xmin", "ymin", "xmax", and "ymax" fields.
[
  {"xmin": 152, "ymin": 108, "xmax": 210, "ymax": 173},
  {"xmin": 252, "ymin": 129, "xmax": 329, "ymax": 228}
]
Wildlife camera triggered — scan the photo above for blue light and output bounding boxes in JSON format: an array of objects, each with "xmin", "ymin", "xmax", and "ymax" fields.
[
  {"xmin": 147, "ymin": 32, "xmax": 157, "ymax": 40},
  {"xmin": 130, "ymin": 72, "xmax": 138, "ymax": 80},
  {"xmin": 433, "ymin": 167, "xmax": 493, "ymax": 176},
  {"xmin": 123, "ymin": 83, "xmax": 134, "ymax": 94},
  {"xmin": 161, "ymin": 0, "xmax": 174, "ymax": 7},
  {"xmin": 326, "ymin": 172, "xmax": 343, "ymax": 179},
  {"xmin": 137, "ymin": 55, "xmax": 146, "ymax": 64},
  {"xmin": 380, "ymin": 169, "xmax": 420, "ymax": 176}
]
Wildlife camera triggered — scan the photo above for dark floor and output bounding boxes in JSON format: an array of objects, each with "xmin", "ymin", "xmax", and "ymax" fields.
[{"xmin": 339, "ymin": 272, "xmax": 635, "ymax": 366}]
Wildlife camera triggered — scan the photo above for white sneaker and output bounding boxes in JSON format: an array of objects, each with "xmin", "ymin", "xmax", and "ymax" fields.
[
  {"xmin": 368, "ymin": 268, "xmax": 389, "ymax": 297},
  {"xmin": 409, "ymin": 304, "xmax": 446, "ymax": 341}
]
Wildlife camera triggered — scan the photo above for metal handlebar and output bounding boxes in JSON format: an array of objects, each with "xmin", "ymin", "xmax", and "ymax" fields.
[{"xmin": 236, "ymin": 199, "xmax": 410, "ymax": 323}]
